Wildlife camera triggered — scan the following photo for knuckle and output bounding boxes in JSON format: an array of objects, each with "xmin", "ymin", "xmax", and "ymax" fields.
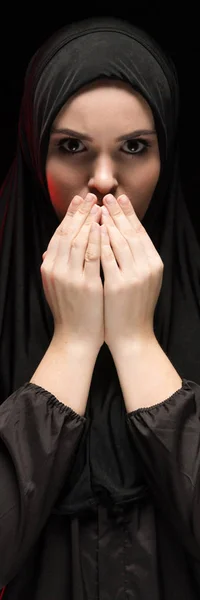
[
  {"xmin": 85, "ymin": 248, "xmax": 98, "ymax": 261},
  {"xmin": 78, "ymin": 204, "xmax": 88, "ymax": 215},
  {"xmin": 134, "ymin": 222, "xmax": 145, "ymax": 235},
  {"xmin": 50, "ymin": 260, "xmax": 67, "ymax": 281},
  {"xmin": 71, "ymin": 237, "xmax": 82, "ymax": 249},
  {"xmin": 57, "ymin": 226, "xmax": 68, "ymax": 237},
  {"xmin": 40, "ymin": 262, "xmax": 51, "ymax": 276},
  {"xmin": 49, "ymin": 269, "xmax": 63, "ymax": 286},
  {"xmin": 66, "ymin": 208, "xmax": 75, "ymax": 218},
  {"xmin": 85, "ymin": 239, "xmax": 99, "ymax": 261},
  {"xmin": 68, "ymin": 224, "xmax": 77, "ymax": 236}
]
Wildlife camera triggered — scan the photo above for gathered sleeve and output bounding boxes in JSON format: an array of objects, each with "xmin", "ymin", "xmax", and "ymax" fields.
[
  {"xmin": 126, "ymin": 378, "xmax": 200, "ymax": 560},
  {"xmin": 0, "ymin": 382, "xmax": 86, "ymax": 587}
]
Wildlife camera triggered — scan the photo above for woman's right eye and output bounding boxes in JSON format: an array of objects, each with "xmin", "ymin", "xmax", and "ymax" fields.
[{"xmin": 58, "ymin": 138, "xmax": 86, "ymax": 154}]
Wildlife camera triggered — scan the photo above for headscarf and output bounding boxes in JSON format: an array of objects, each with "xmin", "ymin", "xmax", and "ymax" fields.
[{"xmin": 1, "ymin": 16, "xmax": 200, "ymax": 515}]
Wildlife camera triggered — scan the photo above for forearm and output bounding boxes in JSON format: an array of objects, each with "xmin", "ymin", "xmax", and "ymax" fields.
[
  {"xmin": 112, "ymin": 335, "xmax": 182, "ymax": 413},
  {"xmin": 30, "ymin": 338, "xmax": 98, "ymax": 416}
]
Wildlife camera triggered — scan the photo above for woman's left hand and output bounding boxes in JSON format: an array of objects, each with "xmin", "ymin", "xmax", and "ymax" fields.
[{"xmin": 100, "ymin": 194, "xmax": 164, "ymax": 353}]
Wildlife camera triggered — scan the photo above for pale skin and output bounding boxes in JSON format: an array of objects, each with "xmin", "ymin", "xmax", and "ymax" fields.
[
  {"xmin": 45, "ymin": 80, "xmax": 182, "ymax": 412},
  {"xmin": 46, "ymin": 79, "xmax": 160, "ymax": 221}
]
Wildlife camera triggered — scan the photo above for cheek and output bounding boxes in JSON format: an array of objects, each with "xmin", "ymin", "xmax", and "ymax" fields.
[
  {"xmin": 45, "ymin": 158, "xmax": 83, "ymax": 218},
  {"xmin": 128, "ymin": 156, "xmax": 160, "ymax": 219}
]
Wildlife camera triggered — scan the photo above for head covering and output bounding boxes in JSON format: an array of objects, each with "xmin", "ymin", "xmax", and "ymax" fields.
[{"xmin": 1, "ymin": 16, "xmax": 200, "ymax": 515}]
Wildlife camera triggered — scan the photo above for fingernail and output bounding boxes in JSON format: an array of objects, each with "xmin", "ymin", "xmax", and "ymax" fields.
[
  {"xmin": 72, "ymin": 196, "xmax": 82, "ymax": 206},
  {"xmin": 119, "ymin": 195, "xmax": 127, "ymax": 204},
  {"xmin": 86, "ymin": 193, "xmax": 96, "ymax": 202},
  {"xmin": 105, "ymin": 194, "xmax": 115, "ymax": 204}
]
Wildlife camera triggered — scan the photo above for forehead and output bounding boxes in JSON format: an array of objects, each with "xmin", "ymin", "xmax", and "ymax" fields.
[{"xmin": 54, "ymin": 79, "xmax": 154, "ymax": 129}]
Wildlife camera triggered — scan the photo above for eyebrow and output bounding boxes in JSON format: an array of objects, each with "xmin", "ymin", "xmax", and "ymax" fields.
[{"xmin": 50, "ymin": 126, "xmax": 157, "ymax": 141}]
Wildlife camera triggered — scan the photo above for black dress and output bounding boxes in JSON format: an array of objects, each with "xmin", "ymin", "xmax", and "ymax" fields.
[{"xmin": 1, "ymin": 379, "xmax": 200, "ymax": 599}]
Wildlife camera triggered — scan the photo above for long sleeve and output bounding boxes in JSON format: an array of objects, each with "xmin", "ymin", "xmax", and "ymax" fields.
[
  {"xmin": 125, "ymin": 378, "xmax": 200, "ymax": 560},
  {"xmin": 0, "ymin": 382, "xmax": 86, "ymax": 587}
]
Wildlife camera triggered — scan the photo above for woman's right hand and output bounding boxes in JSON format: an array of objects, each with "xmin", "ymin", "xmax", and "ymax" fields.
[{"xmin": 40, "ymin": 193, "xmax": 104, "ymax": 354}]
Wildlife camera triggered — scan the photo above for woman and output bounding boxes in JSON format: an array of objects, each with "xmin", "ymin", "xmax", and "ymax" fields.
[{"xmin": 1, "ymin": 15, "xmax": 200, "ymax": 599}]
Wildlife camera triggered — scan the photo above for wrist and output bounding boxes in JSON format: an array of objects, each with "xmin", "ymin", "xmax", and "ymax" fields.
[
  {"xmin": 51, "ymin": 333, "xmax": 101, "ymax": 361},
  {"xmin": 109, "ymin": 333, "xmax": 157, "ymax": 361}
]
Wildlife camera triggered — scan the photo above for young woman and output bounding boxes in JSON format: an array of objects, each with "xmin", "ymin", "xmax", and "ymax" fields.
[{"xmin": 0, "ymin": 16, "xmax": 200, "ymax": 599}]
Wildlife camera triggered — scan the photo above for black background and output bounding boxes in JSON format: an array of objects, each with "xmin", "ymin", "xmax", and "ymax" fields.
[{"xmin": 0, "ymin": 6, "xmax": 199, "ymax": 236}]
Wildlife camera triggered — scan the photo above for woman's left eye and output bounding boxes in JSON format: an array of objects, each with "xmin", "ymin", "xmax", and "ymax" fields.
[{"xmin": 121, "ymin": 139, "xmax": 150, "ymax": 155}]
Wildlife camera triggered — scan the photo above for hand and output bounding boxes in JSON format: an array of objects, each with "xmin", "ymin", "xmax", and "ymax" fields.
[
  {"xmin": 100, "ymin": 194, "xmax": 164, "ymax": 353},
  {"xmin": 41, "ymin": 193, "xmax": 104, "ymax": 354}
]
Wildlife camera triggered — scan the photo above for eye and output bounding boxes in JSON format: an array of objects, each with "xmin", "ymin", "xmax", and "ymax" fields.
[
  {"xmin": 58, "ymin": 138, "xmax": 86, "ymax": 154},
  {"xmin": 121, "ymin": 139, "xmax": 151, "ymax": 155},
  {"xmin": 55, "ymin": 136, "xmax": 151, "ymax": 156}
]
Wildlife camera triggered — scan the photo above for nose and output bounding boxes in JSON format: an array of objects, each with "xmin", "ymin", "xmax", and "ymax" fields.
[{"xmin": 88, "ymin": 156, "xmax": 118, "ymax": 203}]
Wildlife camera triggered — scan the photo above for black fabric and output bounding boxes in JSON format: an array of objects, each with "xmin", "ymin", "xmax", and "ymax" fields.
[
  {"xmin": 0, "ymin": 383, "xmax": 87, "ymax": 591},
  {"xmin": 1, "ymin": 381, "xmax": 200, "ymax": 599},
  {"xmin": 1, "ymin": 15, "xmax": 200, "ymax": 518}
]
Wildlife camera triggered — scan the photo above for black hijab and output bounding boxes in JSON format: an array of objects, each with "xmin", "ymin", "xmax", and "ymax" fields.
[{"xmin": 1, "ymin": 16, "xmax": 200, "ymax": 515}]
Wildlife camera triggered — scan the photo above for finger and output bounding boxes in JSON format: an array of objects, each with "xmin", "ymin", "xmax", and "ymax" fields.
[
  {"xmin": 43, "ymin": 194, "xmax": 97, "ymax": 267},
  {"xmin": 100, "ymin": 224, "xmax": 119, "ymax": 279},
  {"xmin": 84, "ymin": 222, "xmax": 101, "ymax": 279},
  {"xmin": 105, "ymin": 194, "xmax": 143, "ymax": 234},
  {"xmin": 103, "ymin": 194, "xmax": 137, "ymax": 237},
  {"xmin": 103, "ymin": 195, "xmax": 158, "ymax": 268},
  {"xmin": 117, "ymin": 194, "xmax": 140, "ymax": 227},
  {"xmin": 41, "ymin": 195, "xmax": 84, "ymax": 266},
  {"xmin": 64, "ymin": 194, "xmax": 84, "ymax": 217},
  {"xmin": 51, "ymin": 194, "xmax": 84, "ymax": 239},
  {"xmin": 117, "ymin": 193, "xmax": 163, "ymax": 269},
  {"xmin": 69, "ymin": 193, "xmax": 98, "ymax": 235},
  {"xmin": 69, "ymin": 206, "xmax": 100, "ymax": 275},
  {"xmin": 84, "ymin": 203, "xmax": 101, "ymax": 225},
  {"xmin": 101, "ymin": 221, "xmax": 133, "ymax": 274},
  {"xmin": 41, "ymin": 203, "xmax": 100, "ymax": 264}
]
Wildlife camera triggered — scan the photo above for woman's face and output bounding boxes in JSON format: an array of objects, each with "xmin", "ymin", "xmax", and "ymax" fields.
[{"xmin": 46, "ymin": 80, "xmax": 160, "ymax": 221}]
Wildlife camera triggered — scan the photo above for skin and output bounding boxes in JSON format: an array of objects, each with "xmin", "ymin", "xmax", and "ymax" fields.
[{"xmin": 46, "ymin": 79, "xmax": 160, "ymax": 222}]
